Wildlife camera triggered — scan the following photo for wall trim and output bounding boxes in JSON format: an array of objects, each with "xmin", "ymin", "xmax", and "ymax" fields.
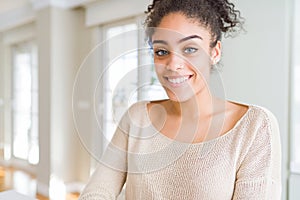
[
  {"xmin": 2, "ymin": 23, "xmax": 35, "ymax": 46},
  {"xmin": 0, "ymin": 4, "xmax": 35, "ymax": 32},
  {"xmin": 0, "ymin": 159, "xmax": 37, "ymax": 176},
  {"xmin": 85, "ymin": 0, "xmax": 149, "ymax": 27},
  {"xmin": 31, "ymin": 0, "xmax": 96, "ymax": 10},
  {"xmin": 0, "ymin": 160, "xmax": 11, "ymax": 167}
]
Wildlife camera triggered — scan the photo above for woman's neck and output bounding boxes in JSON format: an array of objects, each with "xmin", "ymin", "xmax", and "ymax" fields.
[{"xmin": 167, "ymin": 89, "xmax": 224, "ymax": 119}]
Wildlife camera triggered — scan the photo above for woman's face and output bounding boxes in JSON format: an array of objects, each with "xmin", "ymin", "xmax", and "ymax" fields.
[{"xmin": 151, "ymin": 12, "xmax": 221, "ymax": 102}]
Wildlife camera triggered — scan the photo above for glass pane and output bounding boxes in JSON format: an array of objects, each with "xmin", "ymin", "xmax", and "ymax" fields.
[
  {"xmin": 12, "ymin": 43, "xmax": 39, "ymax": 164},
  {"xmin": 12, "ymin": 52, "xmax": 31, "ymax": 160}
]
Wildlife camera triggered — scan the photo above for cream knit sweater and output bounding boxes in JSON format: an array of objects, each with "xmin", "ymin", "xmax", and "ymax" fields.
[{"xmin": 79, "ymin": 101, "xmax": 282, "ymax": 200}]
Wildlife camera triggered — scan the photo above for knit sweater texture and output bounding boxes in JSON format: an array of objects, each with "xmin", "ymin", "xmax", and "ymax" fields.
[{"xmin": 79, "ymin": 101, "xmax": 282, "ymax": 200}]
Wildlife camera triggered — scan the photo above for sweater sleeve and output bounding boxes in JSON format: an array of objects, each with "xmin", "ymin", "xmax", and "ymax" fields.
[
  {"xmin": 232, "ymin": 109, "xmax": 282, "ymax": 200},
  {"xmin": 79, "ymin": 111, "xmax": 130, "ymax": 200}
]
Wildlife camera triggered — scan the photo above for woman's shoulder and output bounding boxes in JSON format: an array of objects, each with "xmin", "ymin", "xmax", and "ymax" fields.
[
  {"xmin": 122, "ymin": 101, "xmax": 152, "ymax": 128},
  {"xmin": 227, "ymin": 102, "xmax": 281, "ymax": 157},
  {"xmin": 226, "ymin": 101, "xmax": 280, "ymax": 140},
  {"xmin": 248, "ymin": 104, "xmax": 279, "ymax": 126},
  {"xmin": 248, "ymin": 104, "xmax": 280, "ymax": 137},
  {"xmin": 123, "ymin": 100, "xmax": 170, "ymax": 128},
  {"xmin": 228, "ymin": 101, "xmax": 278, "ymax": 123},
  {"xmin": 228, "ymin": 102, "xmax": 280, "ymax": 142}
]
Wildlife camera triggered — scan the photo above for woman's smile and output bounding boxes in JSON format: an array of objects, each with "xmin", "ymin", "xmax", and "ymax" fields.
[{"xmin": 164, "ymin": 75, "xmax": 193, "ymax": 87}]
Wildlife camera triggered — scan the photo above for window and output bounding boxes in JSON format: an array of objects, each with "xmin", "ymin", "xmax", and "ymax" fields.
[
  {"xmin": 291, "ymin": 0, "xmax": 300, "ymax": 173},
  {"xmin": 102, "ymin": 19, "xmax": 167, "ymax": 146},
  {"xmin": 11, "ymin": 42, "xmax": 39, "ymax": 165}
]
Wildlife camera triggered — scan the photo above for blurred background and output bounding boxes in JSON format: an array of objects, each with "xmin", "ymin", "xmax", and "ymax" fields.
[{"xmin": 0, "ymin": 0, "xmax": 299, "ymax": 199}]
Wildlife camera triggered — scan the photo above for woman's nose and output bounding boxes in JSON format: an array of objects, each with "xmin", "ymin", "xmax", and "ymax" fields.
[{"xmin": 166, "ymin": 52, "xmax": 184, "ymax": 71}]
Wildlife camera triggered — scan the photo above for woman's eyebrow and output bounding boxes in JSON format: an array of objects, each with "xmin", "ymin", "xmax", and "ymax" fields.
[
  {"xmin": 178, "ymin": 35, "xmax": 203, "ymax": 43},
  {"xmin": 152, "ymin": 35, "xmax": 203, "ymax": 45},
  {"xmin": 152, "ymin": 40, "xmax": 168, "ymax": 45}
]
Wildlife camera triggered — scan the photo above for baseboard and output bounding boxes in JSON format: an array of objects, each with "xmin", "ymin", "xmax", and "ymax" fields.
[
  {"xmin": 65, "ymin": 182, "xmax": 85, "ymax": 193},
  {"xmin": 0, "ymin": 159, "xmax": 36, "ymax": 175},
  {"xmin": 37, "ymin": 181, "xmax": 49, "ymax": 197},
  {"xmin": 37, "ymin": 181, "xmax": 85, "ymax": 197},
  {"xmin": 0, "ymin": 160, "xmax": 11, "ymax": 167}
]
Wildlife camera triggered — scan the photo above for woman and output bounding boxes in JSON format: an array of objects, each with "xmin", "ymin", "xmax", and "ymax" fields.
[{"xmin": 79, "ymin": 0, "xmax": 282, "ymax": 199}]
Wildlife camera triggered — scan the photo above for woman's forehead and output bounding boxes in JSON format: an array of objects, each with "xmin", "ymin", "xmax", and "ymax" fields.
[
  {"xmin": 151, "ymin": 13, "xmax": 211, "ymax": 42},
  {"xmin": 159, "ymin": 13, "xmax": 208, "ymax": 29}
]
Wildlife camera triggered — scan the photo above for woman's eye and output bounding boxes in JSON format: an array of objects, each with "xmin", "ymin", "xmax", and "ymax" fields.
[
  {"xmin": 154, "ymin": 49, "xmax": 169, "ymax": 57},
  {"xmin": 184, "ymin": 47, "xmax": 198, "ymax": 54}
]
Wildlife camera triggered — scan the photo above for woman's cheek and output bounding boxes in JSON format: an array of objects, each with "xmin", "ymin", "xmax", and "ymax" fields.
[
  {"xmin": 187, "ymin": 55, "xmax": 211, "ymax": 73},
  {"xmin": 154, "ymin": 64, "xmax": 165, "ymax": 81}
]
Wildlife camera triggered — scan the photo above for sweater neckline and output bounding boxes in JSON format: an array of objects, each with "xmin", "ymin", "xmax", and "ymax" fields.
[{"xmin": 143, "ymin": 101, "xmax": 254, "ymax": 146}]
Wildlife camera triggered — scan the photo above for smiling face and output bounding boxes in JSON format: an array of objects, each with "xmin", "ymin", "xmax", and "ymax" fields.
[{"xmin": 151, "ymin": 12, "xmax": 221, "ymax": 102}]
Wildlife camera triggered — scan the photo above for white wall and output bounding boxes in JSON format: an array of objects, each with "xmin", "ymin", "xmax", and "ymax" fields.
[
  {"xmin": 50, "ymin": 6, "xmax": 84, "ymax": 183},
  {"xmin": 36, "ymin": 7, "xmax": 51, "ymax": 195},
  {"xmin": 221, "ymin": 0, "xmax": 291, "ymax": 199},
  {"xmin": 290, "ymin": 174, "xmax": 300, "ymax": 200},
  {"xmin": 72, "ymin": 25, "xmax": 104, "ymax": 177},
  {"xmin": 35, "ymin": 6, "xmax": 94, "ymax": 195},
  {"xmin": 0, "ymin": 34, "xmax": 4, "ymax": 155}
]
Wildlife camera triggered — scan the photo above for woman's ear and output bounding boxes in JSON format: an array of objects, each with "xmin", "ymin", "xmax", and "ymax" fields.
[{"xmin": 211, "ymin": 41, "xmax": 222, "ymax": 65}]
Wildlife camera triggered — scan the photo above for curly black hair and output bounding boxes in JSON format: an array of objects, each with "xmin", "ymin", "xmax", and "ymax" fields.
[{"xmin": 145, "ymin": 0, "xmax": 244, "ymax": 48}]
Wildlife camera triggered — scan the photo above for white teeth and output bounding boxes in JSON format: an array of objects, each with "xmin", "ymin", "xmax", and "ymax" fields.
[{"xmin": 168, "ymin": 76, "xmax": 189, "ymax": 84}]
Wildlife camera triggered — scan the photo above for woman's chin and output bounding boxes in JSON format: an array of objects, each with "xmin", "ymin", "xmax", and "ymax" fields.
[{"xmin": 166, "ymin": 93, "xmax": 195, "ymax": 103}]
